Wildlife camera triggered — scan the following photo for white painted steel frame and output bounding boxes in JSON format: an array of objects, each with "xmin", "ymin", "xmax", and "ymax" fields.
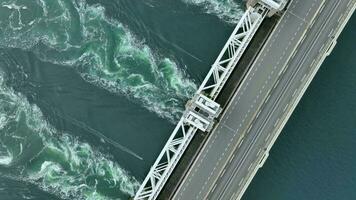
[
  {"xmin": 198, "ymin": 6, "xmax": 267, "ymax": 100},
  {"xmin": 134, "ymin": 6, "xmax": 267, "ymax": 200},
  {"xmin": 261, "ymin": 0, "xmax": 288, "ymax": 11}
]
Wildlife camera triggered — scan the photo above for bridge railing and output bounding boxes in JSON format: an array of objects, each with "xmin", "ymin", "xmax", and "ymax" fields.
[
  {"xmin": 134, "ymin": 5, "xmax": 267, "ymax": 200},
  {"xmin": 198, "ymin": 6, "xmax": 267, "ymax": 100}
]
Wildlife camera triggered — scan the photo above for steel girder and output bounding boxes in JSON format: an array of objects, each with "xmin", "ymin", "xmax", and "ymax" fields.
[
  {"xmin": 134, "ymin": 5, "xmax": 267, "ymax": 200},
  {"xmin": 197, "ymin": 6, "xmax": 267, "ymax": 100}
]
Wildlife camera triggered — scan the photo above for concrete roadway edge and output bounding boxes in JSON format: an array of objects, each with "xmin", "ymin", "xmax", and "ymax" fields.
[
  {"xmin": 234, "ymin": 1, "xmax": 356, "ymax": 200},
  {"xmin": 173, "ymin": 0, "xmax": 296, "ymax": 198},
  {"xmin": 173, "ymin": 0, "xmax": 314, "ymax": 198},
  {"xmin": 166, "ymin": 9, "xmax": 277, "ymax": 200},
  {"xmin": 171, "ymin": 13, "xmax": 279, "ymax": 200},
  {"xmin": 201, "ymin": 0, "xmax": 327, "ymax": 198}
]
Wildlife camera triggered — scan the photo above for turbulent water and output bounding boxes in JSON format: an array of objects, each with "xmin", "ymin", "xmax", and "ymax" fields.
[
  {"xmin": 0, "ymin": 0, "xmax": 198, "ymax": 122},
  {"xmin": 0, "ymin": 0, "xmax": 243, "ymax": 199},
  {"xmin": 182, "ymin": 0, "xmax": 244, "ymax": 23},
  {"xmin": 2, "ymin": 0, "xmax": 354, "ymax": 200},
  {"xmin": 0, "ymin": 70, "xmax": 139, "ymax": 199}
]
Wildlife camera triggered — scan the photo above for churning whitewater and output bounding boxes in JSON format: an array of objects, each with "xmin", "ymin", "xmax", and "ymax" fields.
[
  {"xmin": 0, "ymin": 0, "xmax": 197, "ymax": 122},
  {"xmin": 0, "ymin": 70, "xmax": 140, "ymax": 199},
  {"xmin": 183, "ymin": 0, "xmax": 244, "ymax": 23},
  {"xmin": 0, "ymin": 0, "xmax": 243, "ymax": 121},
  {"xmin": 0, "ymin": 0, "xmax": 245, "ymax": 199}
]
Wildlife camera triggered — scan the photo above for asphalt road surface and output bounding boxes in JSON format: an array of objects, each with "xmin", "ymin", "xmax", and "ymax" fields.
[{"xmin": 172, "ymin": 0, "xmax": 355, "ymax": 199}]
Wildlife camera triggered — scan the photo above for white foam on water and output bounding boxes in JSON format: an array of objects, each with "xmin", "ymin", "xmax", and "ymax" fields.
[
  {"xmin": 182, "ymin": 0, "xmax": 244, "ymax": 23},
  {"xmin": 0, "ymin": 71, "xmax": 140, "ymax": 199},
  {"xmin": 2, "ymin": 3, "xmax": 27, "ymax": 10},
  {"xmin": 0, "ymin": 154, "xmax": 13, "ymax": 166},
  {"xmin": 0, "ymin": 115, "xmax": 7, "ymax": 129},
  {"xmin": 1, "ymin": 2, "xmax": 28, "ymax": 30},
  {"xmin": 0, "ymin": 0, "xmax": 197, "ymax": 122},
  {"xmin": 0, "ymin": 122, "xmax": 13, "ymax": 167},
  {"xmin": 36, "ymin": 0, "xmax": 48, "ymax": 16}
]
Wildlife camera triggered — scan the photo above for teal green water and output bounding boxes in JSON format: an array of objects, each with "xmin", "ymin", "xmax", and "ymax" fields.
[
  {"xmin": 181, "ymin": 0, "xmax": 244, "ymax": 22},
  {"xmin": 0, "ymin": 74, "xmax": 139, "ymax": 198},
  {"xmin": 0, "ymin": 0, "xmax": 238, "ymax": 199},
  {"xmin": 0, "ymin": 0, "xmax": 355, "ymax": 200},
  {"xmin": 0, "ymin": 0, "xmax": 197, "ymax": 122}
]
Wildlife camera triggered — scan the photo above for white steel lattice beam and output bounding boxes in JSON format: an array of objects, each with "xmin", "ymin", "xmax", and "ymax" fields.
[
  {"xmin": 197, "ymin": 6, "xmax": 267, "ymax": 100},
  {"xmin": 134, "ymin": 5, "xmax": 267, "ymax": 200},
  {"xmin": 134, "ymin": 118, "xmax": 196, "ymax": 200}
]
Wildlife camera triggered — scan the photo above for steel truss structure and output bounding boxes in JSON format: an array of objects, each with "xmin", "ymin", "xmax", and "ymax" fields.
[
  {"xmin": 134, "ymin": 5, "xmax": 268, "ymax": 200},
  {"xmin": 197, "ymin": 6, "xmax": 267, "ymax": 99}
]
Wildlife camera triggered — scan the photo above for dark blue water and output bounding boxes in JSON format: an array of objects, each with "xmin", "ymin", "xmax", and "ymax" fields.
[
  {"xmin": 0, "ymin": 0, "xmax": 354, "ymax": 199},
  {"xmin": 243, "ymin": 13, "xmax": 356, "ymax": 200}
]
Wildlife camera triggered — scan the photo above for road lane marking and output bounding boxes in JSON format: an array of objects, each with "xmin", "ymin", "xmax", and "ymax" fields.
[
  {"xmin": 175, "ymin": 1, "xmax": 328, "ymax": 198},
  {"xmin": 238, "ymin": 177, "xmax": 245, "ymax": 186},
  {"xmin": 228, "ymin": 154, "xmax": 236, "ymax": 164},
  {"xmin": 264, "ymin": 134, "xmax": 271, "ymax": 142},
  {"xmin": 283, "ymin": 103, "xmax": 289, "ymax": 112},
  {"xmin": 274, "ymin": 118, "xmax": 280, "ymax": 127},
  {"xmin": 238, "ymin": 139, "xmax": 244, "ymax": 148},
  {"xmin": 248, "ymin": 163, "xmax": 254, "ymax": 172}
]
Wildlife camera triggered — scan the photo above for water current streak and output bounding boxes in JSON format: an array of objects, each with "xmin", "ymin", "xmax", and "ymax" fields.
[
  {"xmin": 0, "ymin": 0, "xmax": 196, "ymax": 122},
  {"xmin": 0, "ymin": 69, "xmax": 140, "ymax": 199}
]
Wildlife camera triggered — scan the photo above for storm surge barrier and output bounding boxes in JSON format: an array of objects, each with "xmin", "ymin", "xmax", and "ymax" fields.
[{"xmin": 134, "ymin": 1, "xmax": 286, "ymax": 199}]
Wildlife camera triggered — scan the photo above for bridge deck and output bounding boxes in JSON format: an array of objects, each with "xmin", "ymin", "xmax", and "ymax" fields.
[
  {"xmin": 207, "ymin": 1, "xmax": 355, "ymax": 199},
  {"xmin": 157, "ymin": 15, "xmax": 279, "ymax": 200},
  {"xmin": 172, "ymin": 0, "xmax": 355, "ymax": 199}
]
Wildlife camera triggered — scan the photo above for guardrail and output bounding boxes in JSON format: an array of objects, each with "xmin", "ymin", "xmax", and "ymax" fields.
[{"xmin": 134, "ymin": 5, "xmax": 267, "ymax": 200}]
